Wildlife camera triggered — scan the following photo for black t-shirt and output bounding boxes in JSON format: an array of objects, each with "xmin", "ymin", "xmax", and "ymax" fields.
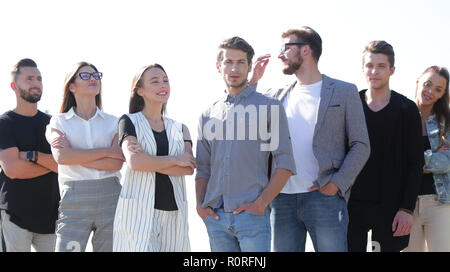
[
  {"xmin": 350, "ymin": 90, "xmax": 423, "ymax": 213},
  {"xmin": 0, "ymin": 110, "xmax": 60, "ymax": 234},
  {"xmin": 118, "ymin": 114, "xmax": 192, "ymax": 211},
  {"xmin": 420, "ymin": 135, "xmax": 435, "ymax": 195}
]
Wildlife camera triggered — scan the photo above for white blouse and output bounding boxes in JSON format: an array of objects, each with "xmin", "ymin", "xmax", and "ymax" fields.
[{"xmin": 48, "ymin": 107, "xmax": 121, "ymax": 183}]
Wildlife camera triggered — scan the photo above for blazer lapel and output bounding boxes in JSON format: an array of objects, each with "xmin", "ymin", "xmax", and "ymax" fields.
[
  {"xmin": 164, "ymin": 117, "xmax": 176, "ymax": 156},
  {"xmin": 313, "ymin": 74, "xmax": 334, "ymax": 137},
  {"xmin": 276, "ymin": 81, "xmax": 297, "ymax": 102}
]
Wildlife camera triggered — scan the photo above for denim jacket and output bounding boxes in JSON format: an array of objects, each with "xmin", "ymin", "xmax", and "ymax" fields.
[{"xmin": 423, "ymin": 114, "xmax": 450, "ymax": 204}]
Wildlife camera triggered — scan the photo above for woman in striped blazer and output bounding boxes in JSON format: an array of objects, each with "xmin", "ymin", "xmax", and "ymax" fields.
[{"xmin": 113, "ymin": 64, "xmax": 195, "ymax": 252}]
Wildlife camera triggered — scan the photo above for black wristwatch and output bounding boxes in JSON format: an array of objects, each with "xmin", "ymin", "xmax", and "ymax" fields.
[{"xmin": 26, "ymin": 151, "xmax": 38, "ymax": 163}]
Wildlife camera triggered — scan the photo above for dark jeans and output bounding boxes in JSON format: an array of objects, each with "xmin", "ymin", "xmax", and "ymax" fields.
[{"xmin": 347, "ymin": 200, "xmax": 409, "ymax": 252}]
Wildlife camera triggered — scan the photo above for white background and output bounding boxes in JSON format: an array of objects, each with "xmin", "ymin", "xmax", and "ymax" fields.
[{"xmin": 1, "ymin": 0, "xmax": 449, "ymax": 252}]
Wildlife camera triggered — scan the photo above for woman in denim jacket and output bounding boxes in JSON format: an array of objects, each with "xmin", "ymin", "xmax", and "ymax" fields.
[{"xmin": 406, "ymin": 66, "xmax": 450, "ymax": 252}]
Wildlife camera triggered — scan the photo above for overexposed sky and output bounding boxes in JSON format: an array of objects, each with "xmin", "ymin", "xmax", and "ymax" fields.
[{"xmin": 1, "ymin": 0, "xmax": 449, "ymax": 251}]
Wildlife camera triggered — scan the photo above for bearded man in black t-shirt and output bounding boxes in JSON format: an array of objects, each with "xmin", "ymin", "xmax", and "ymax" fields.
[{"xmin": 0, "ymin": 59, "xmax": 59, "ymax": 252}]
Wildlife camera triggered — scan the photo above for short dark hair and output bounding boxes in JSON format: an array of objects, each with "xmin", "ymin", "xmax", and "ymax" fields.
[
  {"xmin": 11, "ymin": 58, "xmax": 38, "ymax": 82},
  {"xmin": 282, "ymin": 26, "xmax": 322, "ymax": 62},
  {"xmin": 363, "ymin": 40, "xmax": 395, "ymax": 67},
  {"xmin": 217, "ymin": 36, "xmax": 255, "ymax": 64}
]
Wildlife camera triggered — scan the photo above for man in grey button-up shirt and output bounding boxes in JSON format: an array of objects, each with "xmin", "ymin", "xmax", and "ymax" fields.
[{"xmin": 195, "ymin": 36, "xmax": 296, "ymax": 252}]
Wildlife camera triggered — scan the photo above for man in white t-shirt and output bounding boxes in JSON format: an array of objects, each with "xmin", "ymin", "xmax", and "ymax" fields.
[{"xmin": 251, "ymin": 26, "xmax": 370, "ymax": 252}]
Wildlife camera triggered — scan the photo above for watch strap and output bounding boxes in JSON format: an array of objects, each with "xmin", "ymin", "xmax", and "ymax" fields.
[
  {"xmin": 26, "ymin": 151, "xmax": 33, "ymax": 162},
  {"xmin": 33, "ymin": 151, "xmax": 38, "ymax": 163}
]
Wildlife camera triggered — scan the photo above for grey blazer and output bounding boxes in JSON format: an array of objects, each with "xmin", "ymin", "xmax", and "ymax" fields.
[{"xmin": 265, "ymin": 74, "xmax": 370, "ymax": 202}]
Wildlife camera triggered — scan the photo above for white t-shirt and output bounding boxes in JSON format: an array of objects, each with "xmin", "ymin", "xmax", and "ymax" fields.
[
  {"xmin": 48, "ymin": 107, "xmax": 121, "ymax": 183},
  {"xmin": 282, "ymin": 80, "xmax": 322, "ymax": 194}
]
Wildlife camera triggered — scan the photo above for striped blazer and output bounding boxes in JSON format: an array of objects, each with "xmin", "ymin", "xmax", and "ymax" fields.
[{"xmin": 113, "ymin": 112, "xmax": 190, "ymax": 252}]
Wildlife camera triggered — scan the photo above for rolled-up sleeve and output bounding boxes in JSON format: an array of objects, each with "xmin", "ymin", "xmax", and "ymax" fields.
[
  {"xmin": 195, "ymin": 114, "xmax": 211, "ymax": 180},
  {"xmin": 424, "ymin": 148, "xmax": 450, "ymax": 174},
  {"xmin": 270, "ymin": 99, "xmax": 297, "ymax": 176}
]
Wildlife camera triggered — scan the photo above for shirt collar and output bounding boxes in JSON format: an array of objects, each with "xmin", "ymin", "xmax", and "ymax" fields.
[
  {"xmin": 65, "ymin": 107, "xmax": 105, "ymax": 120},
  {"xmin": 222, "ymin": 84, "xmax": 256, "ymax": 102}
]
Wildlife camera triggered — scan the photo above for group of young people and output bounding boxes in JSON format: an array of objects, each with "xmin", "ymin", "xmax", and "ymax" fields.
[{"xmin": 0, "ymin": 26, "xmax": 448, "ymax": 252}]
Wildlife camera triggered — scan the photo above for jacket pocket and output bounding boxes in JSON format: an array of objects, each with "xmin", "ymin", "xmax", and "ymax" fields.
[{"xmin": 114, "ymin": 197, "xmax": 139, "ymax": 234}]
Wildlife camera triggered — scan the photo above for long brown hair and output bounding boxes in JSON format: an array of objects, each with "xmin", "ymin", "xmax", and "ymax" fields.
[
  {"xmin": 129, "ymin": 64, "xmax": 167, "ymax": 114},
  {"xmin": 419, "ymin": 66, "xmax": 450, "ymax": 146},
  {"xmin": 422, "ymin": 66, "xmax": 449, "ymax": 130},
  {"xmin": 59, "ymin": 62, "xmax": 102, "ymax": 113}
]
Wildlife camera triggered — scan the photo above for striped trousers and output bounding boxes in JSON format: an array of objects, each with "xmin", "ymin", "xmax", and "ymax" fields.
[{"xmin": 149, "ymin": 209, "xmax": 180, "ymax": 252}]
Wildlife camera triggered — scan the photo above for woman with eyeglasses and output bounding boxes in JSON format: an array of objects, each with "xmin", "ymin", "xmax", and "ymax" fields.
[
  {"xmin": 113, "ymin": 64, "xmax": 195, "ymax": 252},
  {"xmin": 405, "ymin": 66, "xmax": 450, "ymax": 252},
  {"xmin": 46, "ymin": 62, "xmax": 124, "ymax": 252}
]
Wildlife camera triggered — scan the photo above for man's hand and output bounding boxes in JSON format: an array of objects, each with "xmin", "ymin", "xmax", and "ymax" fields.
[
  {"xmin": 233, "ymin": 199, "xmax": 266, "ymax": 215},
  {"xmin": 308, "ymin": 181, "xmax": 339, "ymax": 196},
  {"xmin": 197, "ymin": 205, "xmax": 219, "ymax": 221},
  {"xmin": 392, "ymin": 210, "xmax": 413, "ymax": 237},
  {"xmin": 249, "ymin": 54, "xmax": 271, "ymax": 85}
]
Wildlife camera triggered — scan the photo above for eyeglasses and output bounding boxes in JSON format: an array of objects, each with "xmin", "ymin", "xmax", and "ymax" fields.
[
  {"xmin": 78, "ymin": 72, "xmax": 103, "ymax": 80},
  {"xmin": 280, "ymin": 42, "xmax": 307, "ymax": 54}
]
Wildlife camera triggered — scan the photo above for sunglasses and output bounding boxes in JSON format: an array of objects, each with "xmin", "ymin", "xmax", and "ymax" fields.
[
  {"xmin": 280, "ymin": 42, "xmax": 307, "ymax": 54},
  {"xmin": 78, "ymin": 72, "xmax": 103, "ymax": 80}
]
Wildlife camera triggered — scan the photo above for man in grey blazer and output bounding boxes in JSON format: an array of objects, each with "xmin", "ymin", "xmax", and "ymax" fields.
[{"xmin": 251, "ymin": 26, "xmax": 370, "ymax": 252}]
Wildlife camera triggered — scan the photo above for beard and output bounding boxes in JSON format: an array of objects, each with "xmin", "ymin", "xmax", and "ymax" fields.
[
  {"xmin": 227, "ymin": 79, "xmax": 247, "ymax": 89},
  {"xmin": 19, "ymin": 87, "xmax": 41, "ymax": 103},
  {"xmin": 224, "ymin": 74, "xmax": 248, "ymax": 89},
  {"xmin": 282, "ymin": 55, "xmax": 303, "ymax": 75}
]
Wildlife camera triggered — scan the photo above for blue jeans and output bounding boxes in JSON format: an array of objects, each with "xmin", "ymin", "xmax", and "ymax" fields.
[
  {"xmin": 203, "ymin": 208, "xmax": 271, "ymax": 252},
  {"xmin": 271, "ymin": 191, "xmax": 348, "ymax": 252}
]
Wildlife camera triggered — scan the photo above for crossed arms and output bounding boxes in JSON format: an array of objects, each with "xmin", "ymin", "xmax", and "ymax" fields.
[
  {"xmin": 121, "ymin": 135, "xmax": 196, "ymax": 176},
  {"xmin": 47, "ymin": 128, "xmax": 124, "ymax": 171},
  {"xmin": 0, "ymin": 147, "xmax": 58, "ymax": 179}
]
